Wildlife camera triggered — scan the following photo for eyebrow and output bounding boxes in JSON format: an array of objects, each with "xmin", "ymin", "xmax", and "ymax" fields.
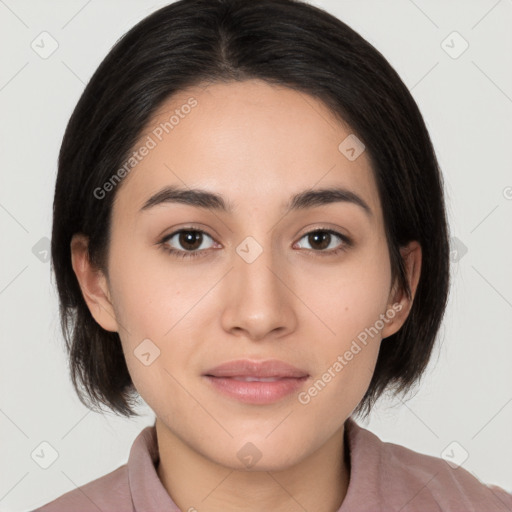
[{"xmin": 140, "ymin": 185, "xmax": 373, "ymax": 218}]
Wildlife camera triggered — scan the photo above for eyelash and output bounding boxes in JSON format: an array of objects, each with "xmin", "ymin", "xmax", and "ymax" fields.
[{"xmin": 158, "ymin": 227, "xmax": 353, "ymax": 260}]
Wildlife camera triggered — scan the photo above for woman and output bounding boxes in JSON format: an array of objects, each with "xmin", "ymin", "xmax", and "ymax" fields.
[{"xmin": 33, "ymin": 0, "xmax": 511, "ymax": 510}]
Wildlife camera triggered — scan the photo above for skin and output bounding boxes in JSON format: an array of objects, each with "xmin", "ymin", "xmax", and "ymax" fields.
[{"xmin": 71, "ymin": 79, "xmax": 421, "ymax": 512}]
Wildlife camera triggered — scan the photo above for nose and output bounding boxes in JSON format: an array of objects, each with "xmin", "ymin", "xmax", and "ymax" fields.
[{"xmin": 220, "ymin": 238, "xmax": 298, "ymax": 341}]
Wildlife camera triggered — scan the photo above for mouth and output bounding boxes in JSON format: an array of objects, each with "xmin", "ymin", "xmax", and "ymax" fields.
[
  {"xmin": 203, "ymin": 358, "xmax": 309, "ymax": 378},
  {"xmin": 202, "ymin": 359, "xmax": 310, "ymax": 404},
  {"xmin": 203, "ymin": 375, "xmax": 309, "ymax": 404},
  {"xmin": 226, "ymin": 376, "xmax": 294, "ymax": 382}
]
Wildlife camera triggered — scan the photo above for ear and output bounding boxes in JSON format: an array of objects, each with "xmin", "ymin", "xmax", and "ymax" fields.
[
  {"xmin": 70, "ymin": 233, "xmax": 119, "ymax": 332},
  {"xmin": 381, "ymin": 240, "xmax": 422, "ymax": 339}
]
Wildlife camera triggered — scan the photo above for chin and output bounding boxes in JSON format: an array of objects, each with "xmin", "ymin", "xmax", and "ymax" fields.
[{"xmin": 204, "ymin": 439, "xmax": 309, "ymax": 473}]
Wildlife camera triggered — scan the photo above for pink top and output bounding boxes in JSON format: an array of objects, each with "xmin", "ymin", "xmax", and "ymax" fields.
[{"xmin": 31, "ymin": 417, "xmax": 512, "ymax": 511}]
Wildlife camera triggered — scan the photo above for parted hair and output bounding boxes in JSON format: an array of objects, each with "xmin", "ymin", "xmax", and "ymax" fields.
[{"xmin": 51, "ymin": 0, "xmax": 451, "ymax": 418}]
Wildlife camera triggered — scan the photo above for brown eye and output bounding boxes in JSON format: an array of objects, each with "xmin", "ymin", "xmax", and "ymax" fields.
[
  {"xmin": 295, "ymin": 229, "xmax": 352, "ymax": 255},
  {"xmin": 307, "ymin": 231, "xmax": 332, "ymax": 250},
  {"xmin": 161, "ymin": 229, "xmax": 216, "ymax": 258},
  {"xmin": 176, "ymin": 230, "xmax": 204, "ymax": 251}
]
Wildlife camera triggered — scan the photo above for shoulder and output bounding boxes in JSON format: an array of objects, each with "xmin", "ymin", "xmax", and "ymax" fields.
[
  {"xmin": 381, "ymin": 437, "xmax": 512, "ymax": 510},
  {"xmin": 29, "ymin": 425, "xmax": 166, "ymax": 512},
  {"xmin": 345, "ymin": 418, "xmax": 512, "ymax": 511},
  {"xmin": 29, "ymin": 464, "xmax": 132, "ymax": 512}
]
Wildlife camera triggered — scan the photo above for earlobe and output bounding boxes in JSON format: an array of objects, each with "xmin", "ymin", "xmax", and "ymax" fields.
[
  {"xmin": 70, "ymin": 233, "xmax": 119, "ymax": 332},
  {"xmin": 381, "ymin": 240, "xmax": 422, "ymax": 339}
]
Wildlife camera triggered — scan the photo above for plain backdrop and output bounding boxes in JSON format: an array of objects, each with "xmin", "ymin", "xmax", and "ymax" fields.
[{"xmin": 1, "ymin": 0, "xmax": 511, "ymax": 510}]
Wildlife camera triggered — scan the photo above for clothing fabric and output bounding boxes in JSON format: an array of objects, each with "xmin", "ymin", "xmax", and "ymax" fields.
[{"xmin": 31, "ymin": 417, "xmax": 512, "ymax": 511}]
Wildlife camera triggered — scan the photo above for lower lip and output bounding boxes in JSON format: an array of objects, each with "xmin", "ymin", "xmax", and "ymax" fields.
[{"xmin": 204, "ymin": 376, "xmax": 309, "ymax": 404}]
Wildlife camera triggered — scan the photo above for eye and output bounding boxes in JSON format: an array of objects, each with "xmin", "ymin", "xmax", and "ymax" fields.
[
  {"xmin": 159, "ymin": 228, "xmax": 217, "ymax": 259},
  {"xmin": 159, "ymin": 227, "xmax": 352, "ymax": 260},
  {"xmin": 294, "ymin": 229, "xmax": 352, "ymax": 256}
]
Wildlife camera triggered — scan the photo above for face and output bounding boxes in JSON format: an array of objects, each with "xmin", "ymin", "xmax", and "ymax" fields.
[{"xmin": 72, "ymin": 79, "xmax": 420, "ymax": 471}]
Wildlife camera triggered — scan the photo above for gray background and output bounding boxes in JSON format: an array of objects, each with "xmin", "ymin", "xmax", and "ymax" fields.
[{"xmin": 1, "ymin": 0, "xmax": 511, "ymax": 510}]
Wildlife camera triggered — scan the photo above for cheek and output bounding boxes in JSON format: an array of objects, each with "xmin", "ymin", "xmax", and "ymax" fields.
[
  {"xmin": 107, "ymin": 245, "xmax": 193, "ymax": 338},
  {"xmin": 302, "ymin": 245, "xmax": 392, "ymax": 345},
  {"xmin": 106, "ymin": 249, "xmax": 209, "ymax": 392},
  {"xmin": 296, "ymin": 281, "xmax": 388, "ymax": 425},
  {"xmin": 296, "ymin": 243, "xmax": 391, "ymax": 400}
]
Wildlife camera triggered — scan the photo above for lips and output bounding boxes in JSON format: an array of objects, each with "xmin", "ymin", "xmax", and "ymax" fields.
[
  {"xmin": 203, "ymin": 359, "xmax": 309, "ymax": 379},
  {"xmin": 202, "ymin": 359, "xmax": 310, "ymax": 404}
]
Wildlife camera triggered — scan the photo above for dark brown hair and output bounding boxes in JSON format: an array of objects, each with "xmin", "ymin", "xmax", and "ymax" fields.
[{"xmin": 51, "ymin": 0, "xmax": 451, "ymax": 418}]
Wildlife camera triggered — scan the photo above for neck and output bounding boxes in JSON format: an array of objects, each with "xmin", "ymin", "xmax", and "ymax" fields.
[{"xmin": 155, "ymin": 420, "xmax": 350, "ymax": 512}]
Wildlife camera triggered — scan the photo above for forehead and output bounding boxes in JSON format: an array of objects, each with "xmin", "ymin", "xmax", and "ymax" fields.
[{"xmin": 113, "ymin": 79, "xmax": 382, "ymax": 222}]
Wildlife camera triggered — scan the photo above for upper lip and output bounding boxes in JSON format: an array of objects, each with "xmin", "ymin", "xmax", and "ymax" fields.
[{"xmin": 203, "ymin": 359, "xmax": 309, "ymax": 378}]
